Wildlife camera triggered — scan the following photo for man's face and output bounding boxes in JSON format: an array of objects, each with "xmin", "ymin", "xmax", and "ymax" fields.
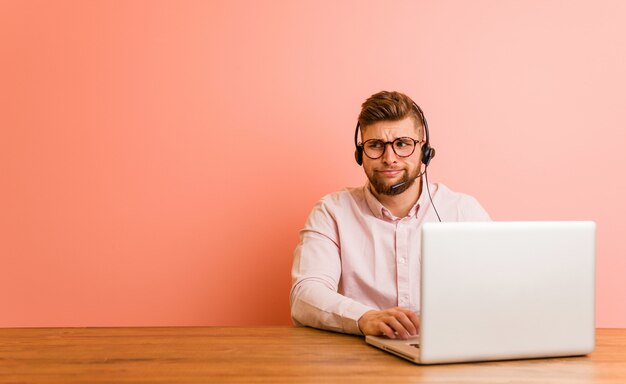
[{"xmin": 360, "ymin": 116, "xmax": 423, "ymax": 196}]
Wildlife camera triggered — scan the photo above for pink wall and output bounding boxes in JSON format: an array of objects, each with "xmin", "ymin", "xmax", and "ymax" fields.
[{"xmin": 1, "ymin": 1, "xmax": 624, "ymax": 327}]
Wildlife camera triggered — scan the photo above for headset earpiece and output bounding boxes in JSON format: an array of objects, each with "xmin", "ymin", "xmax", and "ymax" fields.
[
  {"xmin": 421, "ymin": 145, "xmax": 435, "ymax": 166},
  {"xmin": 355, "ymin": 147, "xmax": 363, "ymax": 165},
  {"xmin": 354, "ymin": 122, "xmax": 363, "ymax": 165},
  {"xmin": 414, "ymin": 102, "xmax": 435, "ymax": 167}
]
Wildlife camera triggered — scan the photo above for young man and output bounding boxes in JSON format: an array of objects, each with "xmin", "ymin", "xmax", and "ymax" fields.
[{"xmin": 290, "ymin": 91, "xmax": 490, "ymax": 339}]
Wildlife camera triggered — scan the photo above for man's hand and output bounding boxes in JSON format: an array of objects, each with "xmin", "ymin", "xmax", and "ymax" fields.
[{"xmin": 358, "ymin": 307, "xmax": 419, "ymax": 339}]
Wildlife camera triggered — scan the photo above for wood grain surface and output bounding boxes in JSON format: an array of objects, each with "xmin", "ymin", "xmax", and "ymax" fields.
[{"xmin": 1, "ymin": 327, "xmax": 625, "ymax": 383}]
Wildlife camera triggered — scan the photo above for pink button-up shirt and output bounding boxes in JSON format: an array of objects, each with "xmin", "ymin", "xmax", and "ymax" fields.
[{"xmin": 290, "ymin": 178, "xmax": 490, "ymax": 335}]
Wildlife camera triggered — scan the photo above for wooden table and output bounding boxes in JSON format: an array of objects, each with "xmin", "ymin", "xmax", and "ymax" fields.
[{"xmin": 1, "ymin": 327, "xmax": 625, "ymax": 383}]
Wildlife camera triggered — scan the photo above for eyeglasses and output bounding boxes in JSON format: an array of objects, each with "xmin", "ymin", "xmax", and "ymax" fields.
[{"xmin": 359, "ymin": 137, "xmax": 424, "ymax": 159}]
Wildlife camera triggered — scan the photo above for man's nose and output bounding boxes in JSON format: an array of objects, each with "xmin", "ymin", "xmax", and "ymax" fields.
[{"xmin": 382, "ymin": 142, "xmax": 398, "ymax": 163}]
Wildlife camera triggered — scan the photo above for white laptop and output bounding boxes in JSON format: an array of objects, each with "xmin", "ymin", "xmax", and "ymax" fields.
[{"xmin": 366, "ymin": 221, "xmax": 596, "ymax": 364}]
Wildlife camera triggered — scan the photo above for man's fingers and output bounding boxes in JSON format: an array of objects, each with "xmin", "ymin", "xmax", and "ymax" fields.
[
  {"xmin": 395, "ymin": 313, "xmax": 418, "ymax": 336},
  {"xmin": 406, "ymin": 311, "xmax": 420, "ymax": 332},
  {"xmin": 392, "ymin": 307, "xmax": 420, "ymax": 335},
  {"xmin": 378, "ymin": 322, "xmax": 396, "ymax": 339},
  {"xmin": 399, "ymin": 309, "xmax": 420, "ymax": 335},
  {"xmin": 358, "ymin": 307, "xmax": 420, "ymax": 339},
  {"xmin": 385, "ymin": 316, "xmax": 412, "ymax": 339}
]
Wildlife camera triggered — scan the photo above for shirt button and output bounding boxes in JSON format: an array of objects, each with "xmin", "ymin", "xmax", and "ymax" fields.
[{"xmin": 399, "ymin": 258, "xmax": 405, "ymax": 264}]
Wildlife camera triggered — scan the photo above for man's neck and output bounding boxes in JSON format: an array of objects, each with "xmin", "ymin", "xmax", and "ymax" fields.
[{"xmin": 371, "ymin": 179, "xmax": 422, "ymax": 218}]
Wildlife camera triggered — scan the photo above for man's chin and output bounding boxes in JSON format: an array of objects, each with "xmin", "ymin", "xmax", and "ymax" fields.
[{"xmin": 371, "ymin": 177, "xmax": 413, "ymax": 196}]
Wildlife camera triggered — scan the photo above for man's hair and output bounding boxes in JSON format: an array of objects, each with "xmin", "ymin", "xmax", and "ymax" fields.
[{"xmin": 358, "ymin": 91, "xmax": 424, "ymax": 131}]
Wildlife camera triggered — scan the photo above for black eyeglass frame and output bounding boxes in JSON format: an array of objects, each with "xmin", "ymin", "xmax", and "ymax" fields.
[{"xmin": 358, "ymin": 137, "xmax": 424, "ymax": 160}]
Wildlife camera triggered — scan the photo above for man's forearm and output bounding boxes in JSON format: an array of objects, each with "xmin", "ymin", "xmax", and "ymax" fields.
[{"xmin": 290, "ymin": 281, "xmax": 374, "ymax": 335}]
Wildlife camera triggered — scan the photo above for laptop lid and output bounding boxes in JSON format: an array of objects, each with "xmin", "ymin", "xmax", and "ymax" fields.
[{"xmin": 419, "ymin": 221, "xmax": 596, "ymax": 364}]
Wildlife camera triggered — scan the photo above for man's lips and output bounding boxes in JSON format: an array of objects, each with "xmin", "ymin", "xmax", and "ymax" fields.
[{"xmin": 377, "ymin": 169, "xmax": 403, "ymax": 177}]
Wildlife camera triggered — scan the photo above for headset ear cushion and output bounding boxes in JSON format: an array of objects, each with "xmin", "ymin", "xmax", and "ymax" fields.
[
  {"xmin": 355, "ymin": 147, "xmax": 363, "ymax": 165},
  {"xmin": 422, "ymin": 145, "xmax": 435, "ymax": 166}
]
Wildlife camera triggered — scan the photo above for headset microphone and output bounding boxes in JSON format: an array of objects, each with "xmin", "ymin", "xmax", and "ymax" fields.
[
  {"xmin": 389, "ymin": 165, "xmax": 441, "ymax": 222},
  {"xmin": 390, "ymin": 169, "xmax": 426, "ymax": 191}
]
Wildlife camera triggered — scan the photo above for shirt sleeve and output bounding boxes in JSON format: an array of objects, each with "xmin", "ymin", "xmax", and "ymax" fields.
[
  {"xmin": 457, "ymin": 194, "xmax": 492, "ymax": 222},
  {"xmin": 289, "ymin": 198, "xmax": 375, "ymax": 335}
]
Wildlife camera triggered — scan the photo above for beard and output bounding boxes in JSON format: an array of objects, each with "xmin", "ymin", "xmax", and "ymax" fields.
[{"xmin": 367, "ymin": 167, "xmax": 421, "ymax": 196}]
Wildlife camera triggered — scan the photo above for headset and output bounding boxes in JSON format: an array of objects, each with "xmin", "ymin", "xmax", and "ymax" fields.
[{"xmin": 354, "ymin": 102, "xmax": 435, "ymax": 167}]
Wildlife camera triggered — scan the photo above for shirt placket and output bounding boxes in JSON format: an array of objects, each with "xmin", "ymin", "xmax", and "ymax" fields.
[{"xmin": 395, "ymin": 218, "xmax": 411, "ymax": 308}]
